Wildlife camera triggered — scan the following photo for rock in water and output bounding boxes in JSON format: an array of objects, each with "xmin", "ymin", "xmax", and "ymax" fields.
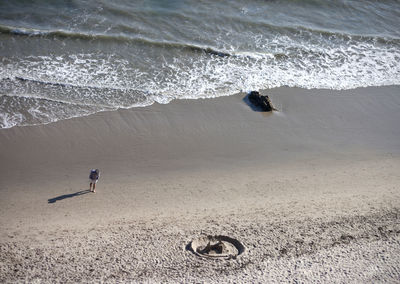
[{"xmin": 248, "ymin": 91, "xmax": 275, "ymax": 112}]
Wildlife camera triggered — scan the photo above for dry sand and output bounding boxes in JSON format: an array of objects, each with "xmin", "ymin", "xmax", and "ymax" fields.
[{"xmin": 0, "ymin": 86, "xmax": 399, "ymax": 282}]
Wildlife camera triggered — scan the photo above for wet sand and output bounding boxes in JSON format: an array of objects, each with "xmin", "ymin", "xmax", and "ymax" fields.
[{"xmin": 0, "ymin": 86, "xmax": 399, "ymax": 282}]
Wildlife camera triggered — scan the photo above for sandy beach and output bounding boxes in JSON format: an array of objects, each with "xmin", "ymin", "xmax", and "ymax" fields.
[{"xmin": 0, "ymin": 86, "xmax": 399, "ymax": 282}]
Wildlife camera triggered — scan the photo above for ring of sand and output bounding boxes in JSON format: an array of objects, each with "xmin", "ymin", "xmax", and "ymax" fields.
[{"xmin": 189, "ymin": 235, "xmax": 245, "ymax": 259}]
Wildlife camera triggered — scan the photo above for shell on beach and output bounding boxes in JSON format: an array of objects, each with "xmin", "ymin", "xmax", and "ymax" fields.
[{"xmin": 189, "ymin": 235, "xmax": 245, "ymax": 259}]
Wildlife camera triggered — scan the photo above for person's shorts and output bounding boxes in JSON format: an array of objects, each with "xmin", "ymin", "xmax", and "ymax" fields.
[{"xmin": 90, "ymin": 179, "xmax": 98, "ymax": 184}]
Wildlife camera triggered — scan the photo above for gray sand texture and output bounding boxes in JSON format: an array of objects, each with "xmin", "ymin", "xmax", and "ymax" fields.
[{"xmin": 0, "ymin": 87, "xmax": 400, "ymax": 282}]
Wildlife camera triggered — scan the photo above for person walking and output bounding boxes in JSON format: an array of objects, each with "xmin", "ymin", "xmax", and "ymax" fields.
[{"xmin": 89, "ymin": 169, "xmax": 100, "ymax": 193}]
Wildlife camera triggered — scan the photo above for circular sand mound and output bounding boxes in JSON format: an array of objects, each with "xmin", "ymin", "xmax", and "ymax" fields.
[{"xmin": 189, "ymin": 235, "xmax": 245, "ymax": 259}]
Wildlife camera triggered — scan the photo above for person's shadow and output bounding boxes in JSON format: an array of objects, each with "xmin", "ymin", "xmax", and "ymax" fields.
[{"xmin": 48, "ymin": 189, "xmax": 91, "ymax": 203}]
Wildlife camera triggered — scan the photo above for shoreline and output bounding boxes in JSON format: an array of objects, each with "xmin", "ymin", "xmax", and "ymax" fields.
[{"xmin": 0, "ymin": 86, "xmax": 399, "ymax": 282}]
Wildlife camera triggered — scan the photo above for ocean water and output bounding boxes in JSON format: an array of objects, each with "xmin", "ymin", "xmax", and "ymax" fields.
[{"xmin": 0, "ymin": 0, "xmax": 399, "ymax": 128}]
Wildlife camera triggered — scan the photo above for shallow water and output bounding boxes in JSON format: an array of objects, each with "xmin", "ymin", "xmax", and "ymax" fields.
[{"xmin": 1, "ymin": 0, "xmax": 399, "ymax": 128}]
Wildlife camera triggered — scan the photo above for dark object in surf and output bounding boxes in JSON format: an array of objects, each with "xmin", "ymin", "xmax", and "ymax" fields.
[{"xmin": 248, "ymin": 91, "xmax": 275, "ymax": 112}]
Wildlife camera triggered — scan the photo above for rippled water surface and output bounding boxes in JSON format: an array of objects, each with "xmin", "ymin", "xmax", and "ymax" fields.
[{"xmin": 1, "ymin": 0, "xmax": 399, "ymax": 128}]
